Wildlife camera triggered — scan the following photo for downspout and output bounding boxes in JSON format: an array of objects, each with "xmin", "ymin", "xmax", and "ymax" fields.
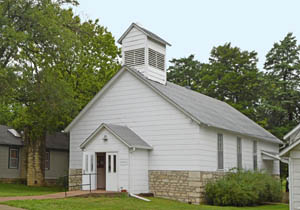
[
  {"xmin": 128, "ymin": 147, "xmax": 136, "ymax": 193},
  {"xmin": 128, "ymin": 147, "xmax": 150, "ymax": 202}
]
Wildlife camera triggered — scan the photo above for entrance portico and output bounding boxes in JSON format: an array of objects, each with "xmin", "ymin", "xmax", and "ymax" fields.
[{"xmin": 80, "ymin": 123, "xmax": 152, "ymax": 193}]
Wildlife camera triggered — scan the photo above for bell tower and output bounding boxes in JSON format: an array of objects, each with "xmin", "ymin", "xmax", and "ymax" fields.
[{"xmin": 118, "ymin": 23, "xmax": 171, "ymax": 85}]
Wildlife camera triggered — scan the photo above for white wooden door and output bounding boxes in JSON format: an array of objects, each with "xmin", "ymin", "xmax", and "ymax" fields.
[
  {"xmin": 106, "ymin": 152, "xmax": 118, "ymax": 191},
  {"xmin": 82, "ymin": 152, "xmax": 96, "ymax": 190}
]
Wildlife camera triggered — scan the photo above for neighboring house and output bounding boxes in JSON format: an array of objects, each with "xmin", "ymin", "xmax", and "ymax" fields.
[
  {"xmin": 65, "ymin": 23, "xmax": 283, "ymax": 204},
  {"xmin": 280, "ymin": 124, "xmax": 300, "ymax": 210},
  {"xmin": 0, "ymin": 125, "xmax": 69, "ymax": 184}
]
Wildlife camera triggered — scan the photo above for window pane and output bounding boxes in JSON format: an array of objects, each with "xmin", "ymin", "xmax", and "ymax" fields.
[
  {"xmin": 9, "ymin": 148, "xmax": 18, "ymax": 169},
  {"xmin": 108, "ymin": 155, "xmax": 111, "ymax": 173},
  {"xmin": 10, "ymin": 159, "xmax": 17, "ymax": 168},
  {"xmin": 91, "ymin": 155, "xmax": 94, "ymax": 172},
  {"xmin": 237, "ymin": 137, "xmax": 242, "ymax": 169},
  {"xmin": 11, "ymin": 150, "xmax": 17, "ymax": 158},
  {"xmin": 253, "ymin": 141, "xmax": 257, "ymax": 170},
  {"xmin": 113, "ymin": 155, "xmax": 116, "ymax": 173},
  {"xmin": 85, "ymin": 155, "xmax": 88, "ymax": 172},
  {"xmin": 217, "ymin": 134, "xmax": 224, "ymax": 169}
]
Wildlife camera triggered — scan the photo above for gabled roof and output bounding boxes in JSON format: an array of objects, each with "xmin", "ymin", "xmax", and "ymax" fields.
[
  {"xmin": 283, "ymin": 123, "xmax": 300, "ymax": 140},
  {"xmin": 280, "ymin": 138, "xmax": 300, "ymax": 157},
  {"xmin": 80, "ymin": 123, "xmax": 152, "ymax": 150},
  {"xmin": 65, "ymin": 66, "xmax": 282, "ymax": 144},
  {"xmin": 0, "ymin": 125, "xmax": 23, "ymax": 146},
  {"xmin": 0, "ymin": 125, "xmax": 69, "ymax": 150},
  {"xmin": 118, "ymin": 23, "xmax": 171, "ymax": 46}
]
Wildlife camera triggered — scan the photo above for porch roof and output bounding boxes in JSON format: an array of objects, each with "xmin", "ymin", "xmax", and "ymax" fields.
[{"xmin": 80, "ymin": 123, "xmax": 152, "ymax": 150}]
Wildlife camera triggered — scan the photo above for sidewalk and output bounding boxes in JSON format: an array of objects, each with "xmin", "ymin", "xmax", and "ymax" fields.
[
  {"xmin": 0, "ymin": 190, "xmax": 120, "ymax": 202},
  {"xmin": 0, "ymin": 205, "xmax": 25, "ymax": 210}
]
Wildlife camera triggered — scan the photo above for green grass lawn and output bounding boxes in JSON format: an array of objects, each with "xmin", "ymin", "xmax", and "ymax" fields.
[
  {"xmin": 2, "ymin": 196, "xmax": 289, "ymax": 210},
  {"xmin": 0, "ymin": 183, "xmax": 63, "ymax": 197}
]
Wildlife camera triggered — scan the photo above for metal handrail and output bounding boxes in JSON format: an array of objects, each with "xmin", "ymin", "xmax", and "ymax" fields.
[{"xmin": 63, "ymin": 173, "xmax": 98, "ymax": 197}]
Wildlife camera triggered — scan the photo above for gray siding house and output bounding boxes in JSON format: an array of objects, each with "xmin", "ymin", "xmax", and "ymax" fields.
[{"xmin": 0, "ymin": 125, "xmax": 69, "ymax": 184}]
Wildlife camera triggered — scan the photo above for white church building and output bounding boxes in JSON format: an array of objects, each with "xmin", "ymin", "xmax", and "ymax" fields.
[{"xmin": 65, "ymin": 23, "xmax": 282, "ymax": 204}]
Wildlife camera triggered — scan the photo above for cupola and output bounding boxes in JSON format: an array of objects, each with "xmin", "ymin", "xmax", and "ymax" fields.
[{"xmin": 118, "ymin": 23, "xmax": 171, "ymax": 85}]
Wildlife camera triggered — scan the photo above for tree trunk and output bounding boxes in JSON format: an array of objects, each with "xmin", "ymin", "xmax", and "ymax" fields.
[{"xmin": 25, "ymin": 129, "xmax": 46, "ymax": 186}]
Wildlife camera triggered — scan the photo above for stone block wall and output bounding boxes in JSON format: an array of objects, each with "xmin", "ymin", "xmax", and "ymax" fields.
[
  {"xmin": 68, "ymin": 168, "xmax": 82, "ymax": 191},
  {"xmin": 149, "ymin": 170, "xmax": 225, "ymax": 204}
]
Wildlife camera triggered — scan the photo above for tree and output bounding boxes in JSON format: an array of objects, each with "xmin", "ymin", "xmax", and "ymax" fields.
[
  {"xmin": 0, "ymin": 0, "xmax": 120, "ymax": 185},
  {"xmin": 167, "ymin": 55, "xmax": 202, "ymax": 90},
  {"xmin": 200, "ymin": 43, "xmax": 262, "ymax": 120},
  {"xmin": 262, "ymin": 33, "xmax": 300, "ymax": 139},
  {"xmin": 167, "ymin": 44, "xmax": 262, "ymax": 120}
]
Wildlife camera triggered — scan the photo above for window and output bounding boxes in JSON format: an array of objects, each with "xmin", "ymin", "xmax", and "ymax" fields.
[
  {"xmin": 237, "ymin": 137, "xmax": 242, "ymax": 169},
  {"xmin": 45, "ymin": 151, "xmax": 50, "ymax": 170},
  {"xmin": 108, "ymin": 155, "xmax": 111, "ymax": 173},
  {"xmin": 91, "ymin": 155, "xmax": 94, "ymax": 172},
  {"xmin": 85, "ymin": 154, "xmax": 88, "ymax": 172},
  {"xmin": 148, "ymin": 48, "xmax": 165, "ymax": 71},
  {"xmin": 113, "ymin": 155, "xmax": 117, "ymax": 173},
  {"xmin": 9, "ymin": 147, "xmax": 19, "ymax": 169},
  {"xmin": 217, "ymin": 134, "xmax": 224, "ymax": 170},
  {"xmin": 124, "ymin": 48, "xmax": 145, "ymax": 66},
  {"xmin": 253, "ymin": 141, "xmax": 258, "ymax": 170}
]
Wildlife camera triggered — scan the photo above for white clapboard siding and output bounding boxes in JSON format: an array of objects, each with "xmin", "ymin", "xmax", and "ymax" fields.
[
  {"xmin": 130, "ymin": 149, "xmax": 149, "ymax": 193},
  {"xmin": 69, "ymin": 70, "xmax": 280, "ymax": 175},
  {"xmin": 259, "ymin": 141, "xmax": 280, "ymax": 175},
  {"xmin": 290, "ymin": 145, "xmax": 300, "ymax": 210},
  {"xmin": 70, "ymin": 71, "xmax": 201, "ymax": 171},
  {"xmin": 197, "ymin": 126, "xmax": 279, "ymax": 173},
  {"xmin": 84, "ymin": 129, "xmax": 129, "ymax": 191}
]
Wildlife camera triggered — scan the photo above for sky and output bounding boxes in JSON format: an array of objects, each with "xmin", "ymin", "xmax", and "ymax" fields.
[{"xmin": 73, "ymin": 0, "xmax": 300, "ymax": 69}]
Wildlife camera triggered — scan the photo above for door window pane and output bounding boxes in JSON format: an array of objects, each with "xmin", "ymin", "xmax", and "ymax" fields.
[
  {"xmin": 108, "ymin": 155, "xmax": 111, "ymax": 173},
  {"xmin": 113, "ymin": 155, "xmax": 116, "ymax": 173},
  {"xmin": 91, "ymin": 155, "xmax": 94, "ymax": 172},
  {"xmin": 85, "ymin": 154, "xmax": 88, "ymax": 172}
]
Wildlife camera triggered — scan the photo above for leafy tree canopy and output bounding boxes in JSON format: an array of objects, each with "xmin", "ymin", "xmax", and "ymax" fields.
[
  {"xmin": 0, "ymin": 0, "xmax": 120, "ymax": 136},
  {"xmin": 261, "ymin": 32, "xmax": 300, "ymax": 138}
]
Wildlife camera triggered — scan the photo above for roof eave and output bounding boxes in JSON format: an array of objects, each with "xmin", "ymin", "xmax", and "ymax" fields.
[
  {"xmin": 279, "ymin": 138, "xmax": 300, "ymax": 157},
  {"xmin": 283, "ymin": 123, "xmax": 300, "ymax": 140}
]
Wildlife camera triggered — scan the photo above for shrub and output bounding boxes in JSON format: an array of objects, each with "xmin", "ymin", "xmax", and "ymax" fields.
[{"xmin": 205, "ymin": 170, "xmax": 282, "ymax": 206}]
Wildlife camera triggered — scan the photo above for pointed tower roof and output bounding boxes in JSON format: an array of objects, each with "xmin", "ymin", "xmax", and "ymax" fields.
[{"xmin": 118, "ymin": 23, "xmax": 171, "ymax": 46}]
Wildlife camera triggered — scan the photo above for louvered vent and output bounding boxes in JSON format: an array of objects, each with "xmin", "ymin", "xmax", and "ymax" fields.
[
  {"xmin": 148, "ymin": 48, "xmax": 165, "ymax": 71},
  {"xmin": 124, "ymin": 48, "xmax": 145, "ymax": 66}
]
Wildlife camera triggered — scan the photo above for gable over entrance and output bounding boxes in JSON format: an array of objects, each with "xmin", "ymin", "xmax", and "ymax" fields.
[{"xmin": 80, "ymin": 123, "xmax": 152, "ymax": 150}]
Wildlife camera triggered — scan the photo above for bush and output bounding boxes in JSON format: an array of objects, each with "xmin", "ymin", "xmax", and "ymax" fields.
[{"xmin": 205, "ymin": 170, "xmax": 282, "ymax": 206}]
